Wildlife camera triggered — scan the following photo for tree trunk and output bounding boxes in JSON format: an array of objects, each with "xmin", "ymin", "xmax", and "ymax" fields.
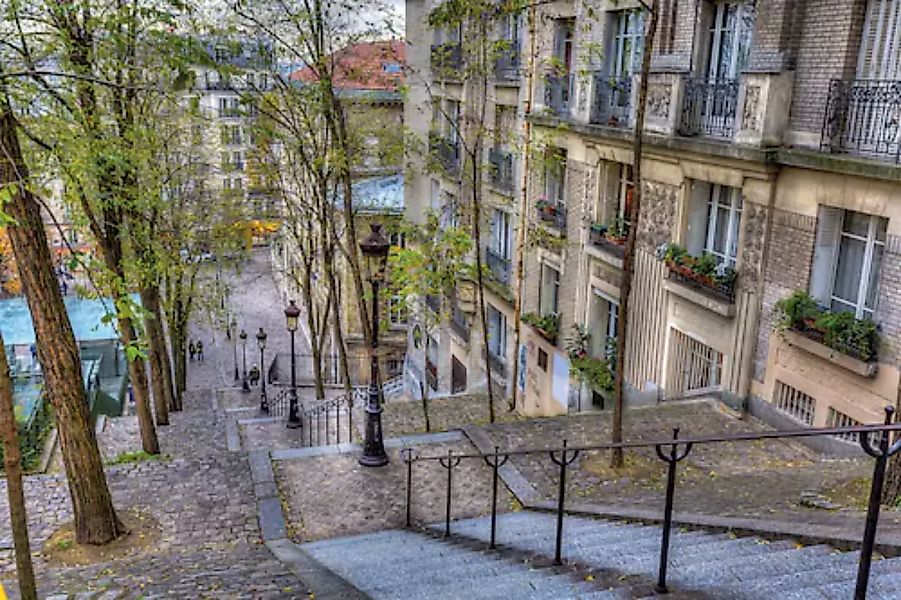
[
  {"xmin": 0, "ymin": 103, "xmax": 125, "ymax": 545},
  {"xmin": 114, "ymin": 304, "xmax": 160, "ymax": 454},
  {"xmin": 422, "ymin": 334, "xmax": 432, "ymax": 432},
  {"xmin": 140, "ymin": 287, "xmax": 169, "ymax": 426},
  {"xmin": 0, "ymin": 334, "xmax": 37, "ymax": 600},
  {"xmin": 154, "ymin": 298, "xmax": 178, "ymax": 414},
  {"xmin": 611, "ymin": 0, "xmax": 659, "ymax": 469}
]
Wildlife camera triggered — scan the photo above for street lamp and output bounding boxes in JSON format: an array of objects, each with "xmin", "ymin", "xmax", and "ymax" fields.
[
  {"xmin": 358, "ymin": 222, "xmax": 390, "ymax": 467},
  {"xmin": 285, "ymin": 300, "xmax": 301, "ymax": 428},
  {"xmin": 230, "ymin": 316, "xmax": 239, "ymax": 380},
  {"xmin": 239, "ymin": 329, "xmax": 250, "ymax": 392},
  {"xmin": 257, "ymin": 327, "xmax": 268, "ymax": 413}
]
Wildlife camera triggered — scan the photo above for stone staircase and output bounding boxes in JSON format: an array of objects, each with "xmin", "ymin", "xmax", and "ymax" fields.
[{"xmin": 302, "ymin": 510, "xmax": 901, "ymax": 599}]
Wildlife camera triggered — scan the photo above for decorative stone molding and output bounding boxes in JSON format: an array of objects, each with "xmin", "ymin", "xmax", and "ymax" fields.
[
  {"xmin": 772, "ymin": 208, "xmax": 816, "ymax": 232},
  {"xmin": 739, "ymin": 201, "xmax": 768, "ymax": 286},
  {"xmin": 741, "ymin": 85, "xmax": 762, "ymax": 133},
  {"xmin": 636, "ymin": 180, "xmax": 677, "ymax": 250},
  {"xmin": 647, "ymin": 83, "xmax": 672, "ymax": 119}
]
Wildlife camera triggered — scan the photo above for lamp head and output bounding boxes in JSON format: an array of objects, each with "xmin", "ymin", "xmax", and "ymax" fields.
[
  {"xmin": 256, "ymin": 327, "xmax": 267, "ymax": 349},
  {"xmin": 284, "ymin": 300, "xmax": 300, "ymax": 332}
]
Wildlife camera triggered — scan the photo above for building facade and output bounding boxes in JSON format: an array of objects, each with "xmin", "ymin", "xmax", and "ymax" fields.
[{"xmin": 405, "ymin": 0, "xmax": 901, "ymax": 438}]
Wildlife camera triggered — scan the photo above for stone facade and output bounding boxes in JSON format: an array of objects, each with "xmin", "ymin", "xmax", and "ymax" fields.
[{"xmin": 875, "ymin": 236, "xmax": 901, "ymax": 365}]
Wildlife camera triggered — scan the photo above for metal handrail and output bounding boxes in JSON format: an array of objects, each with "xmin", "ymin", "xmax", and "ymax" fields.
[
  {"xmin": 300, "ymin": 387, "xmax": 367, "ymax": 447},
  {"xmin": 402, "ymin": 408, "xmax": 901, "ymax": 598}
]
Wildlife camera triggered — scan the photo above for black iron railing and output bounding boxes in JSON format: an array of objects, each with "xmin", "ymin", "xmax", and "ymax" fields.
[
  {"xmin": 487, "ymin": 350, "xmax": 506, "ymax": 378},
  {"xmin": 429, "ymin": 133, "xmax": 460, "ymax": 175},
  {"xmin": 431, "ymin": 43, "xmax": 463, "ymax": 76},
  {"xmin": 544, "ymin": 73, "xmax": 573, "ymax": 114},
  {"xmin": 820, "ymin": 79, "xmax": 901, "ymax": 163},
  {"xmin": 536, "ymin": 201, "xmax": 566, "ymax": 231},
  {"xmin": 402, "ymin": 407, "xmax": 901, "ymax": 598},
  {"xmin": 678, "ymin": 77, "xmax": 739, "ymax": 139},
  {"xmin": 486, "ymin": 248, "xmax": 512, "ymax": 285},
  {"xmin": 300, "ymin": 387, "xmax": 367, "ymax": 447},
  {"xmin": 488, "ymin": 149, "xmax": 514, "ymax": 193},
  {"xmin": 495, "ymin": 46, "xmax": 520, "ymax": 81},
  {"xmin": 450, "ymin": 306, "xmax": 470, "ymax": 343},
  {"xmin": 590, "ymin": 74, "xmax": 632, "ymax": 127}
]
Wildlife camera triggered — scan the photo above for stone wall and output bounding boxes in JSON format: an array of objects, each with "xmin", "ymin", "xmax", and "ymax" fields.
[
  {"xmin": 753, "ymin": 209, "xmax": 817, "ymax": 382},
  {"xmin": 636, "ymin": 179, "xmax": 678, "ymax": 251},
  {"xmin": 875, "ymin": 236, "xmax": 901, "ymax": 366}
]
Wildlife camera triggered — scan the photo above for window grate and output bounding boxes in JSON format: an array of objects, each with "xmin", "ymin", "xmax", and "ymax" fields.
[
  {"xmin": 773, "ymin": 381, "xmax": 816, "ymax": 427},
  {"xmin": 667, "ymin": 329, "xmax": 722, "ymax": 396}
]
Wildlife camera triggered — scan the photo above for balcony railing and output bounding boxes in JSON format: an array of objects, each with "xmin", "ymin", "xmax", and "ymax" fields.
[
  {"xmin": 678, "ymin": 77, "xmax": 739, "ymax": 139},
  {"xmin": 431, "ymin": 43, "xmax": 463, "ymax": 76},
  {"xmin": 488, "ymin": 149, "xmax": 514, "ymax": 193},
  {"xmin": 450, "ymin": 306, "xmax": 470, "ymax": 343},
  {"xmin": 820, "ymin": 79, "xmax": 901, "ymax": 163},
  {"xmin": 426, "ymin": 358, "xmax": 438, "ymax": 391},
  {"xmin": 536, "ymin": 200, "xmax": 566, "ymax": 231},
  {"xmin": 544, "ymin": 73, "xmax": 573, "ymax": 114},
  {"xmin": 590, "ymin": 74, "xmax": 632, "ymax": 127},
  {"xmin": 487, "ymin": 350, "xmax": 507, "ymax": 378},
  {"xmin": 429, "ymin": 134, "xmax": 460, "ymax": 175},
  {"xmin": 485, "ymin": 248, "xmax": 512, "ymax": 286},
  {"xmin": 495, "ymin": 46, "xmax": 520, "ymax": 81}
]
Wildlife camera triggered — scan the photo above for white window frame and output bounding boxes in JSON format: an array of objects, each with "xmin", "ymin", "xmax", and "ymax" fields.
[
  {"xmin": 706, "ymin": 1, "xmax": 755, "ymax": 79},
  {"xmin": 618, "ymin": 163, "xmax": 633, "ymax": 227},
  {"xmin": 611, "ymin": 9, "xmax": 644, "ymax": 78},
  {"xmin": 490, "ymin": 209, "xmax": 512, "ymax": 259},
  {"xmin": 588, "ymin": 287, "xmax": 619, "ymax": 359},
  {"xmin": 703, "ymin": 184, "xmax": 742, "ymax": 267},
  {"xmin": 539, "ymin": 262, "xmax": 560, "ymax": 317},
  {"xmin": 826, "ymin": 210, "xmax": 886, "ymax": 319},
  {"xmin": 487, "ymin": 304, "xmax": 507, "ymax": 359}
]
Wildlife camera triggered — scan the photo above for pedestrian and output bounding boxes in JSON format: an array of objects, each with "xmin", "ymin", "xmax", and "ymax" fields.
[
  {"xmin": 196, "ymin": 340, "xmax": 204, "ymax": 362},
  {"xmin": 189, "ymin": 341, "xmax": 196, "ymax": 362},
  {"xmin": 249, "ymin": 364, "xmax": 260, "ymax": 386}
]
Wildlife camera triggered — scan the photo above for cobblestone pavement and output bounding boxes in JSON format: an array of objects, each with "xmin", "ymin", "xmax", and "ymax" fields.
[
  {"xmin": 274, "ymin": 440, "xmax": 517, "ymax": 543},
  {"xmin": 478, "ymin": 400, "xmax": 901, "ymax": 534},
  {"xmin": 380, "ymin": 393, "xmax": 520, "ymax": 438}
]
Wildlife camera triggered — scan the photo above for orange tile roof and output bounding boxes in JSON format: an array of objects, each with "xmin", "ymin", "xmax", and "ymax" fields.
[{"xmin": 290, "ymin": 40, "xmax": 406, "ymax": 91}]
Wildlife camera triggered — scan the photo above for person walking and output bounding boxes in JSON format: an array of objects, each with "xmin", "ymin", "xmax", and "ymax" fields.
[
  {"xmin": 196, "ymin": 340, "xmax": 204, "ymax": 362},
  {"xmin": 249, "ymin": 364, "xmax": 260, "ymax": 386},
  {"xmin": 188, "ymin": 341, "xmax": 196, "ymax": 362}
]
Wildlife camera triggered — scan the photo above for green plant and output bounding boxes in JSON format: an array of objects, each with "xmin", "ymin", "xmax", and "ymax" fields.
[
  {"xmin": 522, "ymin": 311, "xmax": 560, "ymax": 340},
  {"xmin": 774, "ymin": 290, "xmax": 821, "ymax": 330},
  {"xmin": 589, "ymin": 222, "xmax": 607, "ymax": 234},
  {"xmin": 694, "ymin": 252, "xmax": 718, "ymax": 277},
  {"xmin": 570, "ymin": 354, "xmax": 615, "ymax": 393},
  {"xmin": 106, "ymin": 450, "xmax": 169, "ymax": 466},
  {"xmin": 565, "ymin": 324, "xmax": 591, "ymax": 359},
  {"xmin": 816, "ymin": 311, "xmax": 879, "ymax": 362}
]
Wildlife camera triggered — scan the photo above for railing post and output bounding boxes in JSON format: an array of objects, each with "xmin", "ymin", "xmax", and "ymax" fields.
[
  {"xmin": 325, "ymin": 403, "xmax": 330, "ymax": 445},
  {"xmin": 856, "ymin": 406, "xmax": 901, "ymax": 600},
  {"xmin": 654, "ymin": 428, "xmax": 694, "ymax": 594},
  {"xmin": 336, "ymin": 400, "xmax": 341, "ymax": 445},
  {"xmin": 307, "ymin": 413, "xmax": 312, "ymax": 446},
  {"xmin": 316, "ymin": 408, "xmax": 321, "ymax": 445},
  {"xmin": 549, "ymin": 439, "xmax": 579, "ymax": 566},
  {"xmin": 348, "ymin": 394, "xmax": 354, "ymax": 444},
  {"xmin": 438, "ymin": 450, "xmax": 461, "ymax": 538},
  {"xmin": 403, "ymin": 448, "xmax": 414, "ymax": 527},
  {"xmin": 483, "ymin": 446, "xmax": 509, "ymax": 550}
]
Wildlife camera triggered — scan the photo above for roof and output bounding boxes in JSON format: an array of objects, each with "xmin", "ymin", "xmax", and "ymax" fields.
[
  {"xmin": 348, "ymin": 174, "xmax": 404, "ymax": 215},
  {"xmin": 290, "ymin": 40, "xmax": 405, "ymax": 92},
  {"xmin": 0, "ymin": 295, "xmax": 139, "ymax": 346}
]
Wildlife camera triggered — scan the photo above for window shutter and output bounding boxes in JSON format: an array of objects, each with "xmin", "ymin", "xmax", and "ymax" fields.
[
  {"xmin": 685, "ymin": 181, "xmax": 709, "ymax": 255},
  {"xmin": 809, "ymin": 206, "xmax": 843, "ymax": 305}
]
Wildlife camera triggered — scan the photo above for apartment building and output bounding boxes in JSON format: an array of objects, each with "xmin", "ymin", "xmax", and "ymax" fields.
[
  {"xmin": 404, "ymin": 0, "xmax": 529, "ymax": 401},
  {"xmin": 405, "ymin": 0, "xmax": 901, "ymax": 437}
]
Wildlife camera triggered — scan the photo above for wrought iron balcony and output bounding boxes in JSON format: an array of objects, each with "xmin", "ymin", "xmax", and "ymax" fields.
[
  {"xmin": 488, "ymin": 148, "xmax": 514, "ymax": 193},
  {"xmin": 429, "ymin": 133, "xmax": 460, "ymax": 175},
  {"xmin": 536, "ymin": 199, "xmax": 566, "ymax": 231},
  {"xmin": 590, "ymin": 74, "xmax": 632, "ymax": 127},
  {"xmin": 544, "ymin": 73, "xmax": 573, "ymax": 115},
  {"xmin": 820, "ymin": 79, "xmax": 901, "ymax": 163},
  {"xmin": 450, "ymin": 305, "xmax": 470, "ymax": 343},
  {"xmin": 487, "ymin": 350, "xmax": 507, "ymax": 378},
  {"xmin": 485, "ymin": 248, "xmax": 512, "ymax": 286},
  {"xmin": 495, "ymin": 46, "xmax": 520, "ymax": 81},
  {"xmin": 678, "ymin": 77, "xmax": 739, "ymax": 139},
  {"xmin": 431, "ymin": 43, "xmax": 463, "ymax": 77}
]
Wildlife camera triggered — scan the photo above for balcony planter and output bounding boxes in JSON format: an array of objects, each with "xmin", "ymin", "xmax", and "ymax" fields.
[
  {"xmin": 537, "ymin": 199, "xmax": 559, "ymax": 222},
  {"xmin": 658, "ymin": 243, "xmax": 736, "ymax": 304},
  {"xmin": 774, "ymin": 291, "xmax": 879, "ymax": 375},
  {"xmin": 589, "ymin": 222, "xmax": 627, "ymax": 259},
  {"xmin": 522, "ymin": 312, "xmax": 559, "ymax": 345}
]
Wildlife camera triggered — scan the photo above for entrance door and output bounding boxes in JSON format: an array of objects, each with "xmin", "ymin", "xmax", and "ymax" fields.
[{"xmin": 451, "ymin": 356, "xmax": 467, "ymax": 394}]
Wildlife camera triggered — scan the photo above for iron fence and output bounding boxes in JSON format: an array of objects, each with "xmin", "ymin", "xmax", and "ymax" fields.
[
  {"xmin": 402, "ymin": 407, "xmax": 901, "ymax": 598},
  {"xmin": 485, "ymin": 248, "xmax": 512, "ymax": 286},
  {"xmin": 450, "ymin": 306, "xmax": 471, "ymax": 343},
  {"xmin": 820, "ymin": 79, "xmax": 901, "ymax": 162},
  {"xmin": 544, "ymin": 74, "xmax": 573, "ymax": 115},
  {"xmin": 590, "ymin": 74, "xmax": 632, "ymax": 127},
  {"xmin": 678, "ymin": 77, "xmax": 739, "ymax": 139}
]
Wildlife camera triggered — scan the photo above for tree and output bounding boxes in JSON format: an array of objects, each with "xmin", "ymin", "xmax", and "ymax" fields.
[
  {"xmin": 389, "ymin": 213, "xmax": 473, "ymax": 431},
  {"xmin": 0, "ymin": 325, "xmax": 37, "ymax": 600},
  {"xmin": 0, "ymin": 227, "xmax": 22, "ymax": 296},
  {"xmin": 0, "ymin": 96, "xmax": 125, "ymax": 545},
  {"xmin": 611, "ymin": 0, "xmax": 659, "ymax": 468}
]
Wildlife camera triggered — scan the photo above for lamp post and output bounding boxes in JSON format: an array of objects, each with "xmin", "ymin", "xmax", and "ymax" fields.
[
  {"xmin": 231, "ymin": 316, "xmax": 239, "ymax": 380},
  {"xmin": 358, "ymin": 223, "xmax": 390, "ymax": 467},
  {"xmin": 240, "ymin": 329, "xmax": 250, "ymax": 392},
  {"xmin": 285, "ymin": 300, "xmax": 301, "ymax": 428},
  {"xmin": 257, "ymin": 327, "xmax": 268, "ymax": 413}
]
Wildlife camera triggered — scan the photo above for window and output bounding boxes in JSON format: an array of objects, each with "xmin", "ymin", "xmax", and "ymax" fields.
[
  {"xmin": 441, "ymin": 191, "xmax": 459, "ymax": 228},
  {"xmin": 705, "ymin": 1, "xmax": 756, "ymax": 79},
  {"xmin": 222, "ymin": 124, "xmax": 242, "ymax": 145},
  {"xmin": 490, "ymin": 209, "xmax": 512, "ymax": 260},
  {"xmin": 494, "ymin": 105, "xmax": 516, "ymax": 150},
  {"xmin": 554, "ymin": 18, "xmax": 575, "ymax": 75},
  {"xmin": 388, "ymin": 295, "xmax": 407, "ymax": 326},
  {"xmin": 389, "ymin": 231, "xmax": 406, "ymax": 249},
  {"xmin": 610, "ymin": 10, "xmax": 644, "ymax": 78},
  {"xmin": 232, "ymin": 151, "xmax": 245, "ymax": 170},
  {"xmin": 588, "ymin": 288, "xmax": 618, "ymax": 359},
  {"xmin": 858, "ymin": 0, "xmax": 901, "ymax": 79},
  {"xmin": 544, "ymin": 148, "xmax": 566, "ymax": 204},
  {"xmin": 617, "ymin": 163, "xmax": 634, "ymax": 230},
  {"xmin": 810, "ymin": 207, "xmax": 886, "ymax": 320},
  {"xmin": 685, "ymin": 182, "xmax": 742, "ymax": 267},
  {"xmin": 446, "ymin": 100, "xmax": 461, "ymax": 146},
  {"xmin": 487, "ymin": 304, "xmax": 507, "ymax": 359},
  {"xmin": 539, "ymin": 263, "xmax": 560, "ymax": 317}
]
